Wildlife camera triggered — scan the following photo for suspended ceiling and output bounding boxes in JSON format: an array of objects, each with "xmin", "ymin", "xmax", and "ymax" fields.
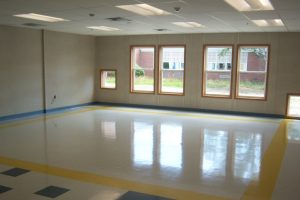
[{"xmin": 0, "ymin": 0, "xmax": 299, "ymax": 36}]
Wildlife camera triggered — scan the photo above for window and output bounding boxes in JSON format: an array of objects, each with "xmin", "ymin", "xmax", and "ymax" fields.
[
  {"xmin": 202, "ymin": 45, "xmax": 233, "ymax": 97},
  {"xmin": 100, "ymin": 69, "xmax": 116, "ymax": 89},
  {"xmin": 236, "ymin": 45, "xmax": 270, "ymax": 100},
  {"xmin": 130, "ymin": 46, "xmax": 155, "ymax": 93},
  {"xmin": 159, "ymin": 46, "xmax": 185, "ymax": 95},
  {"xmin": 286, "ymin": 94, "xmax": 300, "ymax": 119}
]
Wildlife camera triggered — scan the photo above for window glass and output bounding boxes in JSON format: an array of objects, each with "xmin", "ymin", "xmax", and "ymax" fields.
[
  {"xmin": 131, "ymin": 47, "xmax": 155, "ymax": 93},
  {"xmin": 159, "ymin": 46, "xmax": 185, "ymax": 94},
  {"xmin": 100, "ymin": 70, "xmax": 116, "ymax": 89},
  {"xmin": 237, "ymin": 46, "xmax": 269, "ymax": 99},
  {"xmin": 203, "ymin": 46, "xmax": 233, "ymax": 97},
  {"xmin": 287, "ymin": 95, "xmax": 300, "ymax": 118}
]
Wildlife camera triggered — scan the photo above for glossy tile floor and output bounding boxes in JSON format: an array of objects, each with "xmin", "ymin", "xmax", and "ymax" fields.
[{"xmin": 0, "ymin": 106, "xmax": 299, "ymax": 200}]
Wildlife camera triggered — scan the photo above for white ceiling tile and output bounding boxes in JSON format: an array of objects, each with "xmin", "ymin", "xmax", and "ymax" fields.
[
  {"xmin": 183, "ymin": 0, "xmax": 237, "ymax": 12},
  {"xmin": 44, "ymin": 8, "xmax": 94, "ymax": 21},
  {"xmin": 243, "ymin": 11, "xmax": 280, "ymax": 20},
  {"xmin": 272, "ymin": 0, "xmax": 300, "ymax": 10},
  {"xmin": 235, "ymin": 26, "xmax": 263, "ymax": 32},
  {"xmin": 137, "ymin": 0, "xmax": 184, "ymax": 4},
  {"xmin": 261, "ymin": 26, "xmax": 287, "ymax": 32},
  {"xmin": 279, "ymin": 10, "xmax": 300, "ymax": 20},
  {"xmin": 209, "ymin": 12, "xmax": 248, "ymax": 21},
  {"xmin": 287, "ymin": 27, "xmax": 300, "ymax": 31},
  {"xmin": 283, "ymin": 19, "xmax": 300, "ymax": 26}
]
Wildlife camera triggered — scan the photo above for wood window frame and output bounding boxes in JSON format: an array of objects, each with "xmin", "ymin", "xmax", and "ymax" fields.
[
  {"xmin": 286, "ymin": 93, "xmax": 300, "ymax": 119},
  {"xmin": 158, "ymin": 45, "xmax": 186, "ymax": 96},
  {"xmin": 235, "ymin": 44, "xmax": 270, "ymax": 101},
  {"xmin": 202, "ymin": 44, "xmax": 234, "ymax": 99},
  {"xmin": 100, "ymin": 69, "xmax": 117, "ymax": 90},
  {"xmin": 130, "ymin": 45, "xmax": 156, "ymax": 94}
]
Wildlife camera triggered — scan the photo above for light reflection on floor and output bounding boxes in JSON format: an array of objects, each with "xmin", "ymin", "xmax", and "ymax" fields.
[{"xmin": 0, "ymin": 106, "xmax": 299, "ymax": 199}]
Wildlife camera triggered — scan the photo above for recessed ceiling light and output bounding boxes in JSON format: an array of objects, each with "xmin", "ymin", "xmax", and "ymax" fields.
[
  {"xmin": 14, "ymin": 13, "xmax": 69, "ymax": 22},
  {"xmin": 173, "ymin": 22, "xmax": 204, "ymax": 28},
  {"xmin": 116, "ymin": 4, "xmax": 171, "ymax": 16},
  {"xmin": 224, "ymin": 0, "xmax": 274, "ymax": 11},
  {"xmin": 252, "ymin": 19, "xmax": 284, "ymax": 27},
  {"xmin": 87, "ymin": 26, "xmax": 120, "ymax": 31}
]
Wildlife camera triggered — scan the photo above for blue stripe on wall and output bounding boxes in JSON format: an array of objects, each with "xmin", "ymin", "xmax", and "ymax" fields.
[
  {"xmin": 0, "ymin": 101, "xmax": 284, "ymax": 123},
  {"xmin": 0, "ymin": 102, "xmax": 96, "ymax": 122},
  {"xmin": 95, "ymin": 102, "xmax": 285, "ymax": 119}
]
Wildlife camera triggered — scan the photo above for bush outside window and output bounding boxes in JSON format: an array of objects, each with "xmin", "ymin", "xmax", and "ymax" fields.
[{"xmin": 130, "ymin": 46, "xmax": 155, "ymax": 93}]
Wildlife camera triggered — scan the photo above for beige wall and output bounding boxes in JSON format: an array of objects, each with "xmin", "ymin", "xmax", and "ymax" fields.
[
  {"xmin": 0, "ymin": 25, "xmax": 96, "ymax": 117},
  {"xmin": 1, "ymin": 25, "xmax": 299, "ymax": 117},
  {"xmin": 0, "ymin": 26, "xmax": 43, "ymax": 117},
  {"xmin": 95, "ymin": 33, "xmax": 300, "ymax": 115},
  {"xmin": 44, "ymin": 31, "xmax": 95, "ymax": 110}
]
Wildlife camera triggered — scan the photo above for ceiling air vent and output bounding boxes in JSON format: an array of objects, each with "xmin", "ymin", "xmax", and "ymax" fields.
[
  {"xmin": 106, "ymin": 17, "xmax": 131, "ymax": 23},
  {"xmin": 23, "ymin": 23, "xmax": 45, "ymax": 27}
]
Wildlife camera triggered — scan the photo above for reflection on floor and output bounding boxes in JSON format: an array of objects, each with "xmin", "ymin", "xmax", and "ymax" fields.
[{"xmin": 0, "ymin": 106, "xmax": 299, "ymax": 200}]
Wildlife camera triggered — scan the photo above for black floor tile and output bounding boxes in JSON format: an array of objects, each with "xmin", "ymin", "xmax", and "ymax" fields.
[
  {"xmin": 35, "ymin": 186, "xmax": 69, "ymax": 198},
  {"xmin": 118, "ymin": 191, "xmax": 174, "ymax": 200},
  {"xmin": 1, "ymin": 168, "xmax": 30, "ymax": 177},
  {"xmin": 0, "ymin": 185, "xmax": 12, "ymax": 194}
]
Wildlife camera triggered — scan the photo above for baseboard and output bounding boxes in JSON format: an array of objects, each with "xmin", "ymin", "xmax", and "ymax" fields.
[
  {"xmin": 94, "ymin": 101, "xmax": 285, "ymax": 119},
  {"xmin": 0, "ymin": 101, "xmax": 284, "ymax": 122},
  {"xmin": 0, "ymin": 102, "xmax": 97, "ymax": 122},
  {"xmin": 45, "ymin": 102, "xmax": 97, "ymax": 113},
  {"xmin": 0, "ymin": 110, "xmax": 45, "ymax": 122}
]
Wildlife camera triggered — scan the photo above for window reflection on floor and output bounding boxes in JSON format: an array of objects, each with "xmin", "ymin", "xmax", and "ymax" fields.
[
  {"xmin": 287, "ymin": 121, "xmax": 300, "ymax": 144},
  {"xmin": 202, "ymin": 129, "xmax": 228, "ymax": 178},
  {"xmin": 133, "ymin": 122, "xmax": 154, "ymax": 167},
  {"xmin": 233, "ymin": 132, "xmax": 262, "ymax": 180},
  {"xmin": 101, "ymin": 121, "xmax": 116, "ymax": 140},
  {"xmin": 130, "ymin": 119, "xmax": 265, "ymax": 183},
  {"xmin": 160, "ymin": 123, "xmax": 182, "ymax": 170}
]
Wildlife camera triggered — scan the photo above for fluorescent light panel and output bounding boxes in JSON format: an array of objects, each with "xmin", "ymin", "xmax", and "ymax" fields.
[
  {"xmin": 116, "ymin": 4, "xmax": 171, "ymax": 16},
  {"xmin": 224, "ymin": 0, "xmax": 274, "ymax": 11},
  {"xmin": 14, "ymin": 13, "xmax": 69, "ymax": 22},
  {"xmin": 87, "ymin": 26, "xmax": 120, "ymax": 31},
  {"xmin": 173, "ymin": 22, "xmax": 204, "ymax": 28},
  {"xmin": 252, "ymin": 19, "xmax": 284, "ymax": 26}
]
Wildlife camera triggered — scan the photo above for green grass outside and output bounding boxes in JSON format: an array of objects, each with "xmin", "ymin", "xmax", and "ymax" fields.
[
  {"xmin": 206, "ymin": 80, "xmax": 264, "ymax": 90},
  {"xmin": 108, "ymin": 76, "xmax": 264, "ymax": 90},
  {"xmin": 240, "ymin": 80, "xmax": 265, "ymax": 90},
  {"xmin": 106, "ymin": 77, "xmax": 116, "ymax": 84},
  {"xmin": 133, "ymin": 77, "xmax": 183, "ymax": 88},
  {"xmin": 162, "ymin": 79, "xmax": 183, "ymax": 88},
  {"xmin": 206, "ymin": 80, "xmax": 230, "ymax": 89},
  {"xmin": 134, "ymin": 77, "xmax": 154, "ymax": 85}
]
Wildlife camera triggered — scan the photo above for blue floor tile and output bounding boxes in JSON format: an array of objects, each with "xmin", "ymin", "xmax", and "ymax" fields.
[
  {"xmin": 118, "ymin": 191, "xmax": 174, "ymax": 200},
  {"xmin": 1, "ymin": 168, "xmax": 30, "ymax": 177},
  {"xmin": 0, "ymin": 185, "xmax": 12, "ymax": 194},
  {"xmin": 35, "ymin": 186, "xmax": 69, "ymax": 198}
]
